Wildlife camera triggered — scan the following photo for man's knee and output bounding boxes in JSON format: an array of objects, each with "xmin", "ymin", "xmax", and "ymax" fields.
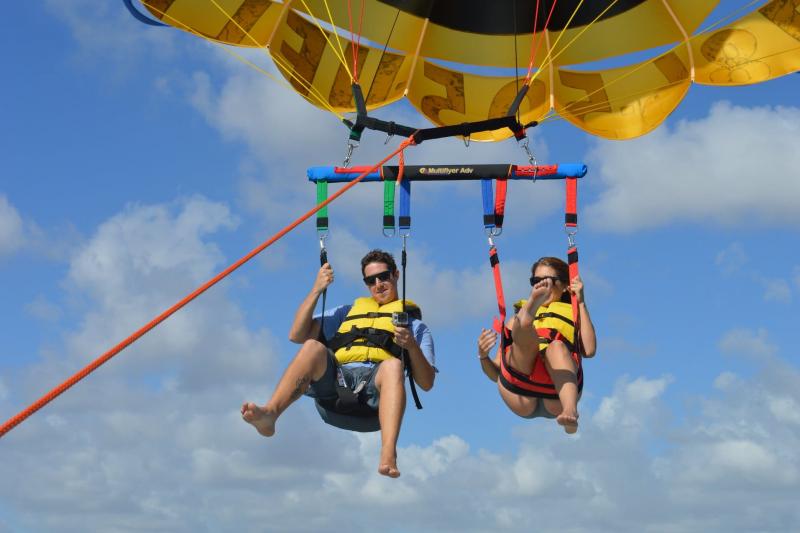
[
  {"xmin": 300, "ymin": 339, "xmax": 327, "ymax": 356},
  {"xmin": 377, "ymin": 357, "xmax": 404, "ymax": 384}
]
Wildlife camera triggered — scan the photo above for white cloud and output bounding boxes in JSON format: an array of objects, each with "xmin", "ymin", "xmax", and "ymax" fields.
[
  {"xmin": 5, "ymin": 333, "xmax": 800, "ymax": 532},
  {"xmin": 718, "ymin": 327, "xmax": 777, "ymax": 360},
  {"xmin": 24, "ymin": 295, "xmax": 63, "ymax": 322},
  {"xmin": 716, "ymin": 242, "xmax": 748, "ymax": 275},
  {"xmin": 759, "ymin": 276, "xmax": 792, "ymax": 303},
  {"xmin": 0, "ymin": 194, "xmax": 25, "ymax": 257},
  {"xmin": 45, "ymin": 0, "xmax": 176, "ymax": 70},
  {"xmin": 593, "ymin": 374, "xmax": 673, "ymax": 435},
  {"xmin": 586, "ymin": 102, "xmax": 800, "ymax": 231}
]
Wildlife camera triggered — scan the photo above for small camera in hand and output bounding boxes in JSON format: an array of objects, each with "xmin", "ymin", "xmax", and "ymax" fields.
[{"xmin": 391, "ymin": 311, "xmax": 409, "ymax": 327}]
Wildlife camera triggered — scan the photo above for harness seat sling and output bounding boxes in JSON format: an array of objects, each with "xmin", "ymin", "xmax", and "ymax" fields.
[{"xmin": 488, "ymin": 175, "xmax": 586, "ymax": 399}]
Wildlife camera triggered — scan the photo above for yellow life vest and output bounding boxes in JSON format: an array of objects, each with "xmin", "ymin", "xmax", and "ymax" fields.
[
  {"xmin": 514, "ymin": 299, "xmax": 576, "ymax": 353},
  {"xmin": 329, "ymin": 297, "xmax": 421, "ymax": 364}
]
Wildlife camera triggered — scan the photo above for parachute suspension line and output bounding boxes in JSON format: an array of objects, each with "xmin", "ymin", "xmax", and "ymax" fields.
[
  {"xmin": 527, "ymin": 0, "xmax": 586, "ymax": 86},
  {"xmin": 661, "ymin": 0, "xmax": 695, "ymax": 81},
  {"xmin": 538, "ymin": 0, "xmax": 769, "ymax": 123},
  {"xmin": 539, "ymin": 78, "xmax": 689, "ymax": 126},
  {"xmin": 524, "ymin": 0, "xmax": 557, "ymax": 84},
  {"xmin": 531, "ymin": 0, "xmax": 626, "ymax": 87},
  {"xmin": 143, "ymin": 0, "xmax": 343, "ymax": 119},
  {"xmin": 530, "ymin": 0, "xmax": 627, "ymax": 90},
  {"xmin": 365, "ymin": 7, "xmax": 401, "ymax": 107},
  {"xmin": 203, "ymin": 0, "xmax": 332, "ymax": 103},
  {"xmin": 0, "ymin": 138, "xmax": 416, "ymax": 440},
  {"xmin": 696, "ymin": 0, "xmax": 766, "ymax": 37},
  {"xmin": 301, "ymin": 0, "xmax": 353, "ymax": 81},
  {"xmin": 347, "ymin": 0, "xmax": 367, "ymax": 82}
]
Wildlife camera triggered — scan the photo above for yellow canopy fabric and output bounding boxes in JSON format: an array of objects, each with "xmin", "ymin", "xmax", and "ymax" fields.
[{"xmin": 141, "ymin": 0, "xmax": 800, "ymax": 141}]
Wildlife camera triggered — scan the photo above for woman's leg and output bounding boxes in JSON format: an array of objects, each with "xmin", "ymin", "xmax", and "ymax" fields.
[
  {"xmin": 507, "ymin": 284, "xmax": 550, "ymax": 374},
  {"xmin": 497, "ymin": 380, "xmax": 540, "ymax": 418},
  {"xmin": 543, "ymin": 340, "xmax": 579, "ymax": 433}
]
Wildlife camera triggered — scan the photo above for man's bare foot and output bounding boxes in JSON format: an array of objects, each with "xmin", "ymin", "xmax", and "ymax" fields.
[
  {"xmin": 241, "ymin": 402, "xmax": 277, "ymax": 437},
  {"xmin": 557, "ymin": 410, "xmax": 579, "ymax": 434},
  {"xmin": 378, "ymin": 448, "xmax": 401, "ymax": 478}
]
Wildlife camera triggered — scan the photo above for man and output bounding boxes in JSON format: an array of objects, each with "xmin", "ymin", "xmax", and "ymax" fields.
[{"xmin": 242, "ymin": 249, "xmax": 436, "ymax": 478}]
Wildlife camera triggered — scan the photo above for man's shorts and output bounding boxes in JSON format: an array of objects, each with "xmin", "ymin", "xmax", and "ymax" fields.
[{"xmin": 304, "ymin": 350, "xmax": 381, "ymax": 410}]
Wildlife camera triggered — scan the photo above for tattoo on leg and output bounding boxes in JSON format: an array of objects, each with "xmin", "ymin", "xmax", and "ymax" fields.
[{"xmin": 290, "ymin": 376, "xmax": 310, "ymax": 401}]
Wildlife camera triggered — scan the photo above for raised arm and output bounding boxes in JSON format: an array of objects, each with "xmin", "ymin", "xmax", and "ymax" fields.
[
  {"xmin": 288, "ymin": 263, "xmax": 333, "ymax": 344},
  {"xmin": 477, "ymin": 328, "xmax": 501, "ymax": 381},
  {"xmin": 570, "ymin": 276, "xmax": 597, "ymax": 357}
]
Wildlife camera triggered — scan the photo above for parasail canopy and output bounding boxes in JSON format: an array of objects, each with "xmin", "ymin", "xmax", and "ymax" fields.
[{"xmin": 137, "ymin": 0, "xmax": 800, "ymax": 140}]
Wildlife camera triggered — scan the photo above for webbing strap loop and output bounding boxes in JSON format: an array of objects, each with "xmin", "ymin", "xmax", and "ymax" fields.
[
  {"xmin": 398, "ymin": 177, "xmax": 411, "ymax": 234},
  {"xmin": 481, "ymin": 179, "xmax": 495, "ymax": 230},
  {"xmin": 489, "ymin": 246, "xmax": 508, "ymax": 336},
  {"xmin": 316, "ymin": 181, "xmax": 329, "ymax": 234},
  {"xmin": 382, "ymin": 180, "xmax": 396, "ymax": 236}
]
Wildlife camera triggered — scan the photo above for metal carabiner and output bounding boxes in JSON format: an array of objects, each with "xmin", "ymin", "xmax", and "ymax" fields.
[
  {"xmin": 342, "ymin": 140, "xmax": 359, "ymax": 168},
  {"xmin": 463, "ymin": 134, "xmax": 471, "ymax": 148},
  {"xmin": 485, "ymin": 227, "xmax": 503, "ymax": 238},
  {"xmin": 318, "ymin": 233, "xmax": 328, "ymax": 251},
  {"xmin": 518, "ymin": 137, "xmax": 538, "ymax": 180},
  {"xmin": 382, "ymin": 227, "xmax": 396, "ymax": 238},
  {"xmin": 565, "ymin": 228, "xmax": 577, "ymax": 248}
]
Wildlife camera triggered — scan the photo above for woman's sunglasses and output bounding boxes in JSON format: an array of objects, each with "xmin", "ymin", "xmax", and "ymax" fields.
[
  {"xmin": 363, "ymin": 270, "xmax": 393, "ymax": 286},
  {"xmin": 529, "ymin": 275, "xmax": 561, "ymax": 286}
]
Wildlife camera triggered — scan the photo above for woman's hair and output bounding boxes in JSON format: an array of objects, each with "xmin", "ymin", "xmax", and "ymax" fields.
[{"xmin": 531, "ymin": 256, "xmax": 571, "ymax": 303}]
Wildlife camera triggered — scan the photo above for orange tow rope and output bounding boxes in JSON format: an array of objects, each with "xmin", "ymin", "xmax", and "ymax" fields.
[{"xmin": 0, "ymin": 138, "xmax": 416, "ymax": 439}]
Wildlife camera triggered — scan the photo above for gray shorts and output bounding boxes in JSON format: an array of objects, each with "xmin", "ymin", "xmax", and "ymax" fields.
[
  {"xmin": 521, "ymin": 399, "xmax": 557, "ymax": 420},
  {"xmin": 304, "ymin": 350, "xmax": 381, "ymax": 410}
]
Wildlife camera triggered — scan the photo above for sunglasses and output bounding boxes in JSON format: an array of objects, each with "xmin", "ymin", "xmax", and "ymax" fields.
[
  {"xmin": 363, "ymin": 270, "xmax": 393, "ymax": 286},
  {"xmin": 530, "ymin": 275, "xmax": 561, "ymax": 286}
]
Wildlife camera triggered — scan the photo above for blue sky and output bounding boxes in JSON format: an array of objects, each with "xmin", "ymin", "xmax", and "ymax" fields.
[{"xmin": 1, "ymin": 1, "xmax": 799, "ymax": 531}]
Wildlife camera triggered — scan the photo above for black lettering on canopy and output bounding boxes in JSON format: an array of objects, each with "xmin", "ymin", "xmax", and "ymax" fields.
[{"xmin": 376, "ymin": 0, "xmax": 648, "ymax": 35}]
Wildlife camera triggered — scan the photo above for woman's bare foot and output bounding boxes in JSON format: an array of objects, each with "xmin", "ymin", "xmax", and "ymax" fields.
[
  {"xmin": 518, "ymin": 280, "xmax": 552, "ymax": 327},
  {"xmin": 378, "ymin": 447, "xmax": 401, "ymax": 478},
  {"xmin": 556, "ymin": 410, "xmax": 579, "ymax": 434},
  {"xmin": 241, "ymin": 402, "xmax": 277, "ymax": 437},
  {"xmin": 529, "ymin": 280, "xmax": 552, "ymax": 310}
]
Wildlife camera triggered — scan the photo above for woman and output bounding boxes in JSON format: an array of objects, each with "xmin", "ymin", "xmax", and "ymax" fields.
[{"xmin": 477, "ymin": 257, "xmax": 596, "ymax": 433}]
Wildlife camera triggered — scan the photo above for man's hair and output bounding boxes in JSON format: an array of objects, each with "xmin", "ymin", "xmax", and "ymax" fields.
[{"xmin": 361, "ymin": 249, "xmax": 397, "ymax": 276}]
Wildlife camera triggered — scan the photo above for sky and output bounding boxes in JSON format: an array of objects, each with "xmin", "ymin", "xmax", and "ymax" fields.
[{"xmin": 1, "ymin": 1, "xmax": 799, "ymax": 531}]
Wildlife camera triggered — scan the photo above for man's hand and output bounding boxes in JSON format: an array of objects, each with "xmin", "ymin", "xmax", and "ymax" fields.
[
  {"xmin": 394, "ymin": 326, "xmax": 418, "ymax": 350},
  {"xmin": 314, "ymin": 263, "xmax": 334, "ymax": 294}
]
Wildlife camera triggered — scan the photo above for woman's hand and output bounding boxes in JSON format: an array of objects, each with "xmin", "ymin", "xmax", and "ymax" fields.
[
  {"xmin": 477, "ymin": 328, "xmax": 497, "ymax": 359},
  {"xmin": 570, "ymin": 276, "xmax": 585, "ymax": 304}
]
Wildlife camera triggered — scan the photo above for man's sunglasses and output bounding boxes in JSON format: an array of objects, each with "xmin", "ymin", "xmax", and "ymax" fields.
[
  {"xmin": 529, "ymin": 275, "xmax": 561, "ymax": 286},
  {"xmin": 363, "ymin": 270, "xmax": 393, "ymax": 286}
]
